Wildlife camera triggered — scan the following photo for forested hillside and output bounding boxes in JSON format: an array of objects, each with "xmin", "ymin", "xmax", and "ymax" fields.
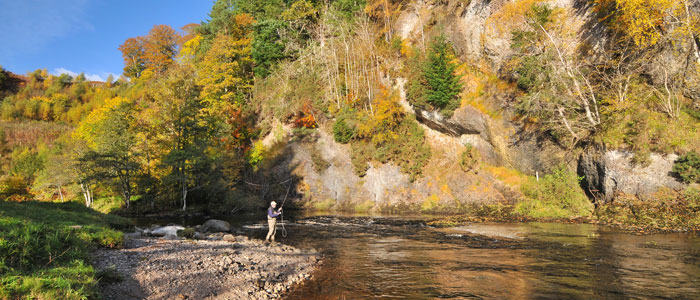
[{"xmin": 1, "ymin": 0, "xmax": 699, "ymax": 228}]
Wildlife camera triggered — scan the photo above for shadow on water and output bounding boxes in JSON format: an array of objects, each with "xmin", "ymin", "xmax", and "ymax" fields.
[{"xmin": 134, "ymin": 213, "xmax": 700, "ymax": 300}]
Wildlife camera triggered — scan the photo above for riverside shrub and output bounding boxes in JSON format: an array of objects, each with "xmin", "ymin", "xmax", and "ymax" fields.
[
  {"xmin": 516, "ymin": 164, "xmax": 593, "ymax": 219},
  {"xmin": 595, "ymin": 187, "xmax": 700, "ymax": 231}
]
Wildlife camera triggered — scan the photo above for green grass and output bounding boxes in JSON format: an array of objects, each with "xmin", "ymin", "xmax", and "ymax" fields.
[
  {"xmin": 515, "ymin": 165, "xmax": 593, "ymax": 219},
  {"xmin": 0, "ymin": 201, "xmax": 130, "ymax": 299}
]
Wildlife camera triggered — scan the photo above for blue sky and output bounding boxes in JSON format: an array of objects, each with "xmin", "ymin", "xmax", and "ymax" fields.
[{"xmin": 0, "ymin": 0, "xmax": 214, "ymax": 81}]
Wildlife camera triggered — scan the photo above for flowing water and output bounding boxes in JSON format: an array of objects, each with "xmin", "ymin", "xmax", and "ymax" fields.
[{"xmin": 136, "ymin": 213, "xmax": 700, "ymax": 299}]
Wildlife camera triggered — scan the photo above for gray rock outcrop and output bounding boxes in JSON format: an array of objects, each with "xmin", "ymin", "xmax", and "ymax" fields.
[
  {"xmin": 578, "ymin": 148, "xmax": 684, "ymax": 203},
  {"xmin": 415, "ymin": 106, "xmax": 490, "ymax": 141}
]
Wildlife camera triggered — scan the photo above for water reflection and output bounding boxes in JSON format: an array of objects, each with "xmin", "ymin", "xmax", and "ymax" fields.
[{"xmin": 282, "ymin": 219, "xmax": 700, "ymax": 300}]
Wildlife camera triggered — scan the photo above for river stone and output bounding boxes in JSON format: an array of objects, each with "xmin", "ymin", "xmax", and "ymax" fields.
[
  {"xmin": 161, "ymin": 234, "xmax": 180, "ymax": 240},
  {"xmin": 223, "ymin": 234, "xmax": 236, "ymax": 242},
  {"xmin": 193, "ymin": 232, "xmax": 206, "ymax": 240},
  {"xmin": 200, "ymin": 219, "xmax": 231, "ymax": 233},
  {"xmin": 150, "ymin": 225, "xmax": 185, "ymax": 237}
]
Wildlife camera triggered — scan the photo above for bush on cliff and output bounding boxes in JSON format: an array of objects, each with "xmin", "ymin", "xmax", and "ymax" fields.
[{"xmin": 673, "ymin": 151, "xmax": 700, "ymax": 184}]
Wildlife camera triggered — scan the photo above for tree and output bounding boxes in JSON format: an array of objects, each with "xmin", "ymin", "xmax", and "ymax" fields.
[
  {"xmin": 118, "ymin": 25, "xmax": 181, "ymax": 78},
  {"xmin": 423, "ymin": 35, "xmax": 463, "ymax": 111},
  {"xmin": 143, "ymin": 25, "xmax": 180, "ymax": 74},
  {"xmin": 74, "ymin": 97, "xmax": 141, "ymax": 208},
  {"xmin": 197, "ymin": 14, "xmax": 255, "ymax": 108},
  {"xmin": 593, "ymin": 0, "xmax": 676, "ymax": 48},
  {"xmin": 32, "ymin": 144, "xmax": 74, "ymax": 202},
  {"xmin": 252, "ymin": 19, "xmax": 286, "ymax": 78},
  {"xmin": 364, "ymin": 0, "xmax": 403, "ymax": 42},
  {"xmin": 505, "ymin": 4, "xmax": 602, "ymax": 143},
  {"xmin": 118, "ymin": 37, "xmax": 146, "ymax": 79},
  {"xmin": 148, "ymin": 65, "xmax": 213, "ymax": 211}
]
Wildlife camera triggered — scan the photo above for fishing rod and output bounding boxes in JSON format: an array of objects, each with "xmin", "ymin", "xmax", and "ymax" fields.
[{"xmin": 278, "ymin": 179, "xmax": 292, "ymax": 238}]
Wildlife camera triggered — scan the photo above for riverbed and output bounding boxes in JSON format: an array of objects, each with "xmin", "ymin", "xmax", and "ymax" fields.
[{"xmin": 135, "ymin": 213, "xmax": 700, "ymax": 299}]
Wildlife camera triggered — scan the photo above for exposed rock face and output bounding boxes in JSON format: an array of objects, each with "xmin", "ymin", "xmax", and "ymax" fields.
[
  {"xmin": 578, "ymin": 149, "xmax": 684, "ymax": 203},
  {"xmin": 415, "ymin": 106, "xmax": 490, "ymax": 140},
  {"xmin": 396, "ymin": 0, "xmax": 587, "ymax": 69},
  {"xmin": 200, "ymin": 219, "xmax": 232, "ymax": 233},
  {"xmin": 265, "ymin": 128, "xmax": 522, "ymax": 213}
]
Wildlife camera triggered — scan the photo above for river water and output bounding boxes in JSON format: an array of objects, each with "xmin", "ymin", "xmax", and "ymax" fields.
[{"xmin": 136, "ymin": 213, "xmax": 700, "ymax": 299}]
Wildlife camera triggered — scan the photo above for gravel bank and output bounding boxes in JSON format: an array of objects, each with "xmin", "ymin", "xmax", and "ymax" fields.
[{"xmin": 93, "ymin": 234, "xmax": 320, "ymax": 299}]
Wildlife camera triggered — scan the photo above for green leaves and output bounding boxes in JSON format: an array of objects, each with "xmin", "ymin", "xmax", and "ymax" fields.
[
  {"xmin": 424, "ymin": 35, "xmax": 463, "ymax": 110},
  {"xmin": 252, "ymin": 19, "xmax": 286, "ymax": 78},
  {"xmin": 406, "ymin": 35, "xmax": 463, "ymax": 115},
  {"xmin": 673, "ymin": 152, "xmax": 700, "ymax": 184}
]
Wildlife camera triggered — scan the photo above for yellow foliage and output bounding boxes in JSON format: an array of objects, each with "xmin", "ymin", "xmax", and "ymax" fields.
[
  {"xmin": 399, "ymin": 39, "xmax": 413, "ymax": 57},
  {"xmin": 487, "ymin": 0, "xmax": 545, "ymax": 35},
  {"xmin": 179, "ymin": 35, "xmax": 202, "ymax": 61},
  {"xmin": 356, "ymin": 87, "xmax": 404, "ymax": 145},
  {"xmin": 197, "ymin": 16, "xmax": 253, "ymax": 111},
  {"xmin": 73, "ymin": 96, "xmax": 134, "ymax": 146},
  {"xmin": 485, "ymin": 165, "xmax": 526, "ymax": 187},
  {"xmin": 421, "ymin": 194, "xmax": 440, "ymax": 212},
  {"xmin": 594, "ymin": 0, "xmax": 678, "ymax": 47}
]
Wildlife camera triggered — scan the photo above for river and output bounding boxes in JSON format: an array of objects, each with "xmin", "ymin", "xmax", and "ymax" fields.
[{"xmin": 135, "ymin": 213, "xmax": 700, "ymax": 299}]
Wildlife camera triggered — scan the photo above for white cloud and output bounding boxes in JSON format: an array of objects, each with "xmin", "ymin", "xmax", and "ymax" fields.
[
  {"xmin": 53, "ymin": 68, "xmax": 78, "ymax": 77},
  {"xmin": 51, "ymin": 68, "xmax": 120, "ymax": 82}
]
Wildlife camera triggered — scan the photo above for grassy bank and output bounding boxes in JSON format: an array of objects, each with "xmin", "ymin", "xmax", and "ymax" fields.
[
  {"xmin": 429, "ymin": 165, "xmax": 700, "ymax": 233},
  {"xmin": 429, "ymin": 187, "xmax": 700, "ymax": 233},
  {"xmin": 0, "ymin": 201, "xmax": 130, "ymax": 299}
]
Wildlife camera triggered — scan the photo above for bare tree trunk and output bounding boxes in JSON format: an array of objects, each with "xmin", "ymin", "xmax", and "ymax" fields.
[
  {"xmin": 558, "ymin": 107, "xmax": 579, "ymax": 139},
  {"xmin": 182, "ymin": 180, "xmax": 188, "ymax": 211},
  {"xmin": 539, "ymin": 24, "xmax": 600, "ymax": 127},
  {"xmin": 57, "ymin": 185, "xmax": 64, "ymax": 203},
  {"xmin": 80, "ymin": 182, "xmax": 93, "ymax": 207}
]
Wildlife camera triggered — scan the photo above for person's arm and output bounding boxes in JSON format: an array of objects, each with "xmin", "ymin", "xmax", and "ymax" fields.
[{"xmin": 268, "ymin": 207, "xmax": 281, "ymax": 217}]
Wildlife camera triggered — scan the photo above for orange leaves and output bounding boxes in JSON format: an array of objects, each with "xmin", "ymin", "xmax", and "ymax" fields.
[
  {"xmin": 488, "ymin": 0, "xmax": 545, "ymax": 35},
  {"xmin": 143, "ymin": 25, "xmax": 180, "ymax": 73},
  {"xmin": 118, "ymin": 24, "xmax": 181, "ymax": 78},
  {"xmin": 293, "ymin": 103, "xmax": 317, "ymax": 129}
]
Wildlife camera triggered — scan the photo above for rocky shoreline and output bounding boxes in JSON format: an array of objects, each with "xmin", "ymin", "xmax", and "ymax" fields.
[{"xmin": 93, "ymin": 225, "xmax": 320, "ymax": 300}]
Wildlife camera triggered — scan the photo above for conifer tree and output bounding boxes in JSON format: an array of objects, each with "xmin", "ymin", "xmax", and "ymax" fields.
[{"xmin": 424, "ymin": 35, "xmax": 462, "ymax": 110}]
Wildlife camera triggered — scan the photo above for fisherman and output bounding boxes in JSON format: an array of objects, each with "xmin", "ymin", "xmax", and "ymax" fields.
[{"xmin": 265, "ymin": 201, "xmax": 282, "ymax": 243}]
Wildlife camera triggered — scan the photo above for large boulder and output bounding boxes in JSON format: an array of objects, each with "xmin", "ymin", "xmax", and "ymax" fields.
[
  {"xmin": 200, "ymin": 219, "xmax": 231, "ymax": 233},
  {"xmin": 149, "ymin": 225, "xmax": 185, "ymax": 237},
  {"xmin": 415, "ymin": 106, "xmax": 490, "ymax": 141},
  {"xmin": 578, "ymin": 148, "xmax": 684, "ymax": 203}
]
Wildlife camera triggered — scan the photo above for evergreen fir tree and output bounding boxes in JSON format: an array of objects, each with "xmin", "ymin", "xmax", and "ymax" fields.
[{"xmin": 424, "ymin": 35, "xmax": 462, "ymax": 110}]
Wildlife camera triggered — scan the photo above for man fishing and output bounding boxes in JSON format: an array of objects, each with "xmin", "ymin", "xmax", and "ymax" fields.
[{"xmin": 266, "ymin": 201, "xmax": 282, "ymax": 243}]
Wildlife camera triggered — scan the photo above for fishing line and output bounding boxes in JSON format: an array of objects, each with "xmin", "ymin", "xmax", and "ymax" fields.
[{"xmin": 279, "ymin": 180, "xmax": 292, "ymax": 238}]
